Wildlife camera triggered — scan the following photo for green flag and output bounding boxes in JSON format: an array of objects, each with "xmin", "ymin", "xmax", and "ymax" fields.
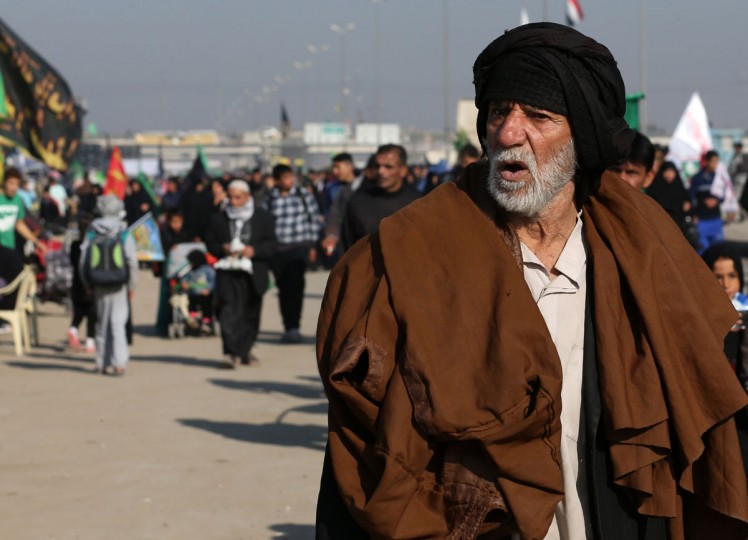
[
  {"xmin": 137, "ymin": 171, "xmax": 159, "ymax": 215},
  {"xmin": 0, "ymin": 67, "xmax": 6, "ymax": 118},
  {"xmin": 625, "ymin": 92, "xmax": 645, "ymax": 131},
  {"xmin": 197, "ymin": 145, "xmax": 211, "ymax": 174}
]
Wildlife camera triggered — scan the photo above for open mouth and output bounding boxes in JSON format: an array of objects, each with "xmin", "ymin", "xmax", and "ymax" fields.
[{"xmin": 499, "ymin": 161, "xmax": 528, "ymax": 173}]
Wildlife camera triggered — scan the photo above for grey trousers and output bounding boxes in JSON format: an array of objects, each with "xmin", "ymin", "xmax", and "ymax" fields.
[{"xmin": 94, "ymin": 285, "xmax": 130, "ymax": 369}]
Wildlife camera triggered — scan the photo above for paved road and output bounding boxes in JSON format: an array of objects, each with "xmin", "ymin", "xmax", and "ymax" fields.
[
  {"xmin": 0, "ymin": 269, "xmax": 330, "ymax": 540},
  {"xmin": 2, "ymin": 218, "xmax": 747, "ymax": 540}
]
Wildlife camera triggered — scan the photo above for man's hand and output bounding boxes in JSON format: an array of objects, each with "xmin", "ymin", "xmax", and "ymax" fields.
[
  {"xmin": 321, "ymin": 235, "xmax": 337, "ymax": 256},
  {"xmin": 16, "ymin": 219, "xmax": 46, "ymax": 252},
  {"xmin": 308, "ymin": 246, "xmax": 318, "ymax": 264},
  {"xmin": 242, "ymin": 245, "xmax": 255, "ymax": 259}
]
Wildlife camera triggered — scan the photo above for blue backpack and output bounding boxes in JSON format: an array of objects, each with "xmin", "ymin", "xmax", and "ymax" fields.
[{"xmin": 84, "ymin": 230, "xmax": 129, "ymax": 287}]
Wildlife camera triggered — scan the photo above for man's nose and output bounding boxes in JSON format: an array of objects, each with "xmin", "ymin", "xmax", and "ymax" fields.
[{"xmin": 492, "ymin": 109, "xmax": 527, "ymax": 149}]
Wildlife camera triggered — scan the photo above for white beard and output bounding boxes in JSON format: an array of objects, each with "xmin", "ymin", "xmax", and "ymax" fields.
[{"xmin": 484, "ymin": 138, "xmax": 577, "ymax": 217}]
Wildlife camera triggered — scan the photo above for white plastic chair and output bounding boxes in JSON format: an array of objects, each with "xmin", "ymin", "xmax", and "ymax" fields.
[
  {"xmin": 21, "ymin": 270, "xmax": 38, "ymax": 347},
  {"xmin": 0, "ymin": 266, "xmax": 34, "ymax": 356}
]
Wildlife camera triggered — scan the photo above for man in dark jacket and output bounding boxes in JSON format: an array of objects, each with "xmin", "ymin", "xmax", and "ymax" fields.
[
  {"xmin": 206, "ymin": 179, "xmax": 276, "ymax": 368},
  {"xmin": 341, "ymin": 144, "xmax": 420, "ymax": 251},
  {"xmin": 320, "ymin": 153, "xmax": 357, "ymax": 261}
]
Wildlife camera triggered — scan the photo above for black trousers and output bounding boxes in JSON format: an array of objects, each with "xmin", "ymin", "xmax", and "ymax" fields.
[
  {"xmin": 216, "ymin": 271, "xmax": 262, "ymax": 361},
  {"xmin": 71, "ymin": 300, "xmax": 96, "ymax": 339},
  {"xmin": 271, "ymin": 247, "xmax": 307, "ymax": 331}
]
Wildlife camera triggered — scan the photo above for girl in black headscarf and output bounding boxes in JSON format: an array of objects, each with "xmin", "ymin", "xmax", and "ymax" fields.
[
  {"xmin": 647, "ymin": 161, "xmax": 691, "ymax": 233},
  {"xmin": 702, "ymin": 243, "xmax": 748, "ymax": 485}
]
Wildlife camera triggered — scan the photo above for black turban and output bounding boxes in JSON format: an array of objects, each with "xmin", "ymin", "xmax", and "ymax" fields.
[{"xmin": 473, "ymin": 22, "xmax": 633, "ymax": 200}]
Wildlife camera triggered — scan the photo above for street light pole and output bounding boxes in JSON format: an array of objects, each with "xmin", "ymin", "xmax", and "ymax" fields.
[
  {"xmin": 372, "ymin": 0, "xmax": 384, "ymax": 146},
  {"xmin": 330, "ymin": 22, "xmax": 356, "ymax": 138},
  {"xmin": 443, "ymin": 0, "xmax": 451, "ymax": 164}
]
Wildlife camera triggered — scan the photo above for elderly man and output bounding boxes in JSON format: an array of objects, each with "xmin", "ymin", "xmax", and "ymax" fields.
[
  {"xmin": 206, "ymin": 179, "xmax": 276, "ymax": 368},
  {"xmin": 315, "ymin": 23, "xmax": 748, "ymax": 539}
]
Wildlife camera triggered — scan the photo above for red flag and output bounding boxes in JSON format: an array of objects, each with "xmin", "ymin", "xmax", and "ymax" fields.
[
  {"xmin": 104, "ymin": 147, "xmax": 128, "ymax": 200},
  {"xmin": 566, "ymin": 0, "xmax": 584, "ymax": 26}
]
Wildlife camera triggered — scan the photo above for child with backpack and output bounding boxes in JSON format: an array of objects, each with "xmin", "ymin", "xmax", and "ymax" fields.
[{"xmin": 79, "ymin": 195, "xmax": 138, "ymax": 376}]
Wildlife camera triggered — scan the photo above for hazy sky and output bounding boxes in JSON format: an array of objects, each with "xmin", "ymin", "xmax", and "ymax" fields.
[{"xmin": 4, "ymin": 1, "xmax": 747, "ymax": 136}]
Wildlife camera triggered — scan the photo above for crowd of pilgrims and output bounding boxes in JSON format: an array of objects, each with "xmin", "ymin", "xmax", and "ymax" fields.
[{"xmin": 3, "ymin": 136, "xmax": 748, "ymax": 389}]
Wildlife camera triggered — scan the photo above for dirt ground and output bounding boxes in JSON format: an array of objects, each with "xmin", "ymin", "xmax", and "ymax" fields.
[{"xmin": 0, "ymin": 269, "xmax": 330, "ymax": 540}]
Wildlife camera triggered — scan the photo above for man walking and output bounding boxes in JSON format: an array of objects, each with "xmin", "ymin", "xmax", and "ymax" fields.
[
  {"xmin": 263, "ymin": 164, "xmax": 320, "ymax": 343},
  {"xmin": 341, "ymin": 144, "xmax": 420, "ymax": 251},
  {"xmin": 207, "ymin": 179, "xmax": 276, "ymax": 367},
  {"xmin": 321, "ymin": 153, "xmax": 357, "ymax": 260}
]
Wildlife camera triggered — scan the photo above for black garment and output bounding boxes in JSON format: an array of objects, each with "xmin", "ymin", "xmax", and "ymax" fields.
[
  {"xmin": 69, "ymin": 239, "xmax": 95, "ymax": 336},
  {"xmin": 181, "ymin": 186, "xmax": 213, "ymax": 240},
  {"xmin": 314, "ymin": 284, "xmax": 669, "ymax": 540},
  {"xmin": 206, "ymin": 205, "xmax": 277, "ymax": 360},
  {"xmin": 646, "ymin": 169, "xmax": 690, "ymax": 233},
  {"xmin": 124, "ymin": 189, "xmax": 152, "ymax": 226},
  {"xmin": 160, "ymin": 191, "xmax": 181, "ymax": 215},
  {"xmin": 205, "ymin": 207, "xmax": 277, "ymax": 296},
  {"xmin": 126, "ymin": 295, "xmax": 133, "ymax": 346},
  {"xmin": 216, "ymin": 271, "xmax": 262, "ymax": 361},
  {"xmin": 0, "ymin": 244, "xmax": 23, "ymax": 310},
  {"xmin": 160, "ymin": 225, "xmax": 191, "ymax": 255},
  {"xmin": 188, "ymin": 294, "xmax": 214, "ymax": 320},
  {"xmin": 69, "ymin": 240, "xmax": 92, "ymax": 304},
  {"xmin": 250, "ymin": 183, "xmax": 268, "ymax": 208},
  {"xmin": 71, "ymin": 301, "xmax": 96, "ymax": 339},
  {"xmin": 580, "ymin": 283, "xmax": 667, "ymax": 540},
  {"xmin": 341, "ymin": 184, "xmax": 420, "ymax": 251},
  {"xmin": 39, "ymin": 197, "xmax": 63, "ymax": 226},
  {"xmin": 324, "ymin": 182, "xmax": 354, "ymax": 239},
  {"xmin": 76, "ymin": 190, "xmax": 97, "ymax": 216},
  {"xmin": 270, "ymin": 246, "xmax": 307, "ymax": 331}
]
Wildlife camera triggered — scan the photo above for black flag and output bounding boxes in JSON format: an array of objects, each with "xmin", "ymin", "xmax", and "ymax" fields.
[
  {"xmin": 281, "ymin": 102, "xmax": 290, "ymax": 138},
  {"xmin": 0, "ymin": 17, "xmax": 82, "ymax": 171}
]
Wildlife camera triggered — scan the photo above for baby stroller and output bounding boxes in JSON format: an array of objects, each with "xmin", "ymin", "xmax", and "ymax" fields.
[
  {"xmin": 35, "ymin": 232, "xmax": 75, "ymax": 308},
  {"xmin": 166, "ymin": 242, "xmax": 216, "ymax": 339}
]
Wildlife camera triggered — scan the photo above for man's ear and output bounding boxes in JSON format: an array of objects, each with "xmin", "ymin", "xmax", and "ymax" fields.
[{"xmin": 644, "ymin": 169, "xmax": 656, "ymax": 188}]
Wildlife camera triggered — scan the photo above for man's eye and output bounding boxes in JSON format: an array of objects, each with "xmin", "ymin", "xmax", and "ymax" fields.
[{"xmin": 528, "ymin": 111, "xmax": 550, "ymax": 120}]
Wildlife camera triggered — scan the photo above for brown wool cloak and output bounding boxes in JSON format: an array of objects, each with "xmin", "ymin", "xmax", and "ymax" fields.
[{"xmin": 317, "ymin": 162, "xmax": 748, "ymax": 539}]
